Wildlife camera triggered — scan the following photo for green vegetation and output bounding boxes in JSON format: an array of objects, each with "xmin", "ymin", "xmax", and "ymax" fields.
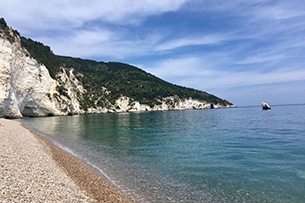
[
  {"xmin": 1, "ymin": 18, "xmax": 233, "ymax": 109},
  {"xmin": 20, "ymin": 37, "xmax": 61, "ymax": 78},
  {"xmin": 0, "ymin": 17, "xmax": 19, "ymax": 43}
]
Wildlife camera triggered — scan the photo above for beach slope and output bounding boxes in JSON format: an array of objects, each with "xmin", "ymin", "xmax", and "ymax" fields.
[{"xmin": 0, "ymin": 118, "xmax": 133, "ymax": 202}]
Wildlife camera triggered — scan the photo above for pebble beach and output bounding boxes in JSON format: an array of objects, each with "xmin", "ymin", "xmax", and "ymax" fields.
[{"xmin": 0, "ymin": 118, "xmax": 134, "ymax": 203}]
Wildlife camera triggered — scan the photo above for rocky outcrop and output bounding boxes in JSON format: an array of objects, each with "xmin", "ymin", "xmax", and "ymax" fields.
[
  {"xmin": 152, "ymin": 96, "xmax": 226, "ymax": 111},
  {"xmin": 0, "ymin": 31, "xmax": 89, "ymax": 118},
  {"xmin": 89, "ymin": 95, "xmax": 226, "ymax": 113},
  {"xmin": 0, "ymin": 34, "xmax": 60, "ymax": 118},
  {"xmin": 0, "ymin": 26, "xmax": 233, "ymax": 118}
]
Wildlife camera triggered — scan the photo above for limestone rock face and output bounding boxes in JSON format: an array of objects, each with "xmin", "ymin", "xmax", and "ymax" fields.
[
  {"xmin": 111, "ymin": 96, "xmax": 219, "ymax": 112},
  {"xmin": 52, "ymin": 68, "xmax": 86, "ymax": 115},
  {"xmin": 0, "ymin": 36, "xmax": 61, "ymax": 118},
  {"xmin": 114, "ymin": 96, "xmax": 151, "ymax": 112},
  {"xmin": 152, "ymin": 96, "xmax": 214, "ymax": 111},
  {"xmin": 0, "ymin": 31, "xmax": 91, "ymax": 118}
]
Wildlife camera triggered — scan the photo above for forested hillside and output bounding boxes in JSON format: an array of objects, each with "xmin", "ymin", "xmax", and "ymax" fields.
[{"xmin": 20, "ymin": 36, "xmax": 232, "ymax": 108}]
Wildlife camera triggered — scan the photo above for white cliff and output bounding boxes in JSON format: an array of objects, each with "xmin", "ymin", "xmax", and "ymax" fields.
[
  {"xmin": 53, "ymin": 68, "xmax": 86, "ymax": 115},
  {"xmin": 110, "ymin": 96, "xmax": 221, "ymax": 113},
  {"xmin": 0, "ymin": 30, "xmax": 90, "ymax": 118},
  {"xmin": 114, "ymin": 96, "xmax": 151, "ymax": 112},
  {"xmin": 0, "ymin": 34, "xmax": 61, "ymax": 118},
  {"xmin": 152, "ymin": 96, "xmax": 215, "ymax": 111}
]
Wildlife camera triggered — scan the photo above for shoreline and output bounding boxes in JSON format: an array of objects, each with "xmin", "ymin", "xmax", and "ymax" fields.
[{"xmin": 0, "ymin": 118, "xmax": 134, "ymax": 202}]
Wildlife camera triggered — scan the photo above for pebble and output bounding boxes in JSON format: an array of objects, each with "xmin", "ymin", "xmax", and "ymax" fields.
[{"xmin": 0, "ymin": 119, "xmax": 133, "ymax": 203}]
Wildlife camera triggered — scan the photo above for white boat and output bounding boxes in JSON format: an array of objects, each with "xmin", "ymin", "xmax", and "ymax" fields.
[{"xmin": 261, "ymin": 102, "xmax": 271, "ymax": 110}]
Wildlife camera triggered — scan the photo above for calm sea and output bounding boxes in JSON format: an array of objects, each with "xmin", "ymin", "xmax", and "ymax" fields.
[{"xmin": 21, "ymin": 104, "xmax": 305, "ymax": 202}]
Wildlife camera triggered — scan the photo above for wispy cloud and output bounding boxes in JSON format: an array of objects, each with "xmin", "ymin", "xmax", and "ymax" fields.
[
  {"xmin": 236, "ymin": 54, "xmax": 285, "ymax": 65},
  {"xmin": 155, "ymin": 34, "xmax": 229, "ymax": 51},
  {"xmin": 253, "ymin": 1, "xmax": 305, "ymax": 20},
  {"xmin": 39, "ymin": 28, "xmax": 167, "ymax": 59},
  {"xmin": 145, "ymin": 55, "xmax": 305, "ymax": 91},
  {"xmin": 2, "ymin": 0, "xmax": 188, "ymax": 32}
]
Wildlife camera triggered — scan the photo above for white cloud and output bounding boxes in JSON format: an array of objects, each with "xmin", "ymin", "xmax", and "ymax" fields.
[
  {"xmin": 236, "ymin": 54, "xmax": 285, "ymax": 65},
  {"xmin": 145, "ymin": 55, "xmax": 305, "ymax": 91},
  {"xmin": 253, "ymin": 2, "xmax": 305, "ymax": 21},
  {"xmin": 189, "ymin": 0, "xmax": 305, "ymax": 20},
  {"xmin": 72, "ymin": 29, "xmax": 114, "ymax": 45},
  {"xmin": 186, "ymin": 0, "xmax": 266, "ymax": 12},
  {"xmin": 1, "ymin": 0, "xmax": 188, "ymax": 32},
  {"xmin": 1, "ymin": 0, "xmax": 189, "ymax": 59},
  {"xmin": 146, "ymin": 57, "xmax": 210, "ymax": 78},
  {"xmin": 155, "ymin": 34, "xmax": 228, "ymax": 51},
  {"xmin": 38, "ymin": 28, "xmax": 165, "ymax": 59}
]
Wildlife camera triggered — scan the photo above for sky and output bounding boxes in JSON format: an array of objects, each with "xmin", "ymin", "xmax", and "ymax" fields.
[{"xmin": 1, "ymin": 0, "xmax": 305, "ymax": 106}]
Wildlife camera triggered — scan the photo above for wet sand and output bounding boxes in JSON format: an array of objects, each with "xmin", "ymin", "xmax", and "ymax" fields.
[{"xmin": 0, "ymin": 118, "xmax": 134, "ymax": 202}]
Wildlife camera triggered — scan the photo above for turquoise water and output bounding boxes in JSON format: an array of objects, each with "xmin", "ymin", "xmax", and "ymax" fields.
[{"xmin": 22, "ymin": 105, "xmax": 305, "ymax": 202}]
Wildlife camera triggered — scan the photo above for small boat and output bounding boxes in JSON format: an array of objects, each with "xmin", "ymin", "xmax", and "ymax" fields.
[{"xmin": 261, "ymin": 102, "xmax": 271, "ymax": 110}]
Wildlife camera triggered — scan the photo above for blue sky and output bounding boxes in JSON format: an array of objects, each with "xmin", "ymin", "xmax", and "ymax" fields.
[{"xmin": 1, "ymin": 0, "xmax": 305, "ymax": 106}]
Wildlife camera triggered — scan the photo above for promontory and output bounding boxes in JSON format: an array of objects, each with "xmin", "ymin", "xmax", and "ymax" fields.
[{"xmin": 0, "ymin": 18, "xmax": 233, "ymax": 118}]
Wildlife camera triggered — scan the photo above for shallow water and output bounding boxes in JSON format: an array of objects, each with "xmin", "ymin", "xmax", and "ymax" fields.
[{"xmin": 22, "ymin": 104, "xmax": 305, "ymax": 202}]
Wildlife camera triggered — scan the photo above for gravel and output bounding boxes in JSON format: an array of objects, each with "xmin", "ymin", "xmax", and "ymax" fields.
[{"xmin": 0, "ymin": 118, "xmax": 134, "ymax": 203}]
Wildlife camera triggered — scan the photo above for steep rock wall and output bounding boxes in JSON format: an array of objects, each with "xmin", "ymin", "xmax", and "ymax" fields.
[{"xmin": 0, "ymin": 36, "xmax": 60, "ymax": 118}]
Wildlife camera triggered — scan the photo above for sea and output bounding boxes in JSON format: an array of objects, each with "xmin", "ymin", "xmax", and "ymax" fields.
[{"xmin": 21, "ymin": 104, "xmax": 305, "ymax": 202}]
